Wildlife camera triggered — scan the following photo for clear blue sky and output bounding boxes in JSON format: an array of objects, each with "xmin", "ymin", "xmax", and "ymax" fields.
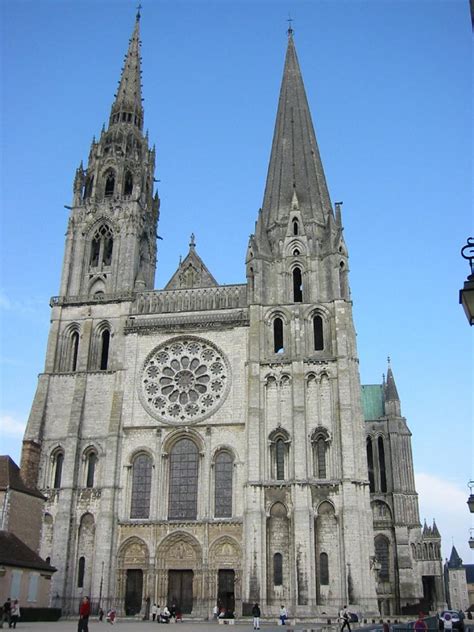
[{"xmin": 0, "ymin": 0, "xmax": 472, "ymax": 563}]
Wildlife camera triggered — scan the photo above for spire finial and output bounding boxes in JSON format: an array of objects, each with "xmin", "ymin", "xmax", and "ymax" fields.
[
  {"xmin": 287, "ymin": 14, "xmax": 294, "ymax": 36},
  {"xmin": 189, "ymin": 233, "xmax": 196, "ymax": 249},
  {"xmin": 387, "ymin": 355, "xmax": 391, "ymax": 366},
  {"xmin": 136, "ymin": 3, "xmax": 142, "ymax": 21}
]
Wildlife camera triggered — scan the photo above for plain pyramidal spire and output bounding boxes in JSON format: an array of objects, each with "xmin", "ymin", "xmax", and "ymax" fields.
[
  {"xmin": 109, "ymin": 9, "xmax": 144, "ymax": 130},
  {"xmin": 261, "ymin": 26, "xmax": 332, "ymax": 227}
]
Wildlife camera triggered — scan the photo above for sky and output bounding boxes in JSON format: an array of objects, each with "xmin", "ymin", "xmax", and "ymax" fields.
[{"xmin": 0, "ymin": 0, "xmax": 472, "ymax": 564}]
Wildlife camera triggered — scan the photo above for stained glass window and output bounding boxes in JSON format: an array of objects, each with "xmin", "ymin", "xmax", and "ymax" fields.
[
  {"xmin": 130, "ymin": 454, "xmax": 152, "ymax": 519},
  {"xmin": 214, "ymin": 451, "xmax": 233, "ymax": 518},
  {"xmin": 168, "ymin": 439, "xmax": 198, "ymax": 520}
]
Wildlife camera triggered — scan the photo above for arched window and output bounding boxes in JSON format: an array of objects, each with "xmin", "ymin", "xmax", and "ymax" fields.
[
  {"xmin": 71, "ymin": 331, "xmax": 79, "ymax": 371},
  {"xmin": 339, "ymin": 261, "xmax": 348, "ymax": 298},
  {"xmin": 367, "ymin": 437, "xmax": 375, "ymax": 493},
  {"xmin": 86, "ymin": 452, "xmax": 97, "ymax": 488},
  {"xmin": 316, "ymin": 437, "xmax": 327, "ymax": 478},
  {"xmin": 273, "ymin": 317, "xmax": 284, "ymax": 353},
  {"xmin": 83, "ymin": 175, "xmax": 93, "ymax": 200},
  {"xmin": 53, "ymin": 452, "xmax": 64, "ymax": 488},
  {"xmin": 104, "ymin": 171, "xmax": 115, "ymax": 197},
  {"xmin": 273, "ymin": 552, "xmax": 283, "ymax": 585},
  {"xmin": 214, "ymin": 451, "xmax": 233, "ymax": 518},
  {"xmin": 100, "ymin": 329, "xmax": 110, "ymax": 370},
  {"xmin": 130, "ymin": 454, "xmax": 152, "ymax": 519},
  {"xmin": 293, "ymin": 267, "xmax": 303, "ymax": 302},
  {"xmin": 276, "ymin": 439, "xmax": 285, "ymax": 480},
  {"xmin": 313, "ymin": 315, "xmax": 324, "ymax": 351},
  {"xmin": 374, "ymin": 536, "xmax": 390, "ymax": 581},
  {"xmin": 90, "ymin": 224, "xmax": 113, "ymax": 268},
  {"xmin": 124, "ymin": 171, "xmax": 133, "ymax": 196},
  {"xmin": 320, "ymin": 552, "xmax": 329, "ymax": 585},
  {"xmin": 378, "ymin": 437, "xmax": 387, "ymax": 492},
  {"xmin": 77, "ymin": 556, "xmax": 85, "ymax": 588},
  {"xmin": 168, "ymin": 439, "xmax": 199, "ymax": 520},
  {"xmin": 292, "ymin": 219, "xmax": 299, "ymax": 236}
]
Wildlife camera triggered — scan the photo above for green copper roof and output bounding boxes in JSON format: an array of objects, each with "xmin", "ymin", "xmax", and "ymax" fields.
[{"xmin": 361, "ymin": 385, "xmax": 384, "ymax": 421}]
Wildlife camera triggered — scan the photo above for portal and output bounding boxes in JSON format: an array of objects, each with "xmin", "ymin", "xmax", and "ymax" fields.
[
  {"xmin": 168, "ymin": 569, "xmax": 194, "ymax": 614},
  {"xmin": 125, "ymin": 569, "xmax": 143, "ymax": 615}
]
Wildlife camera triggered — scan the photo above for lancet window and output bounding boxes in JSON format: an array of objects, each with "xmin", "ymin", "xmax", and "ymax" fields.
[
  {"xmin": 130, "ymin": 453, "xmax": 152, "ymax": 519},
  {"xmin": 168, "ymin": 439, "xmax": 199, "ymax": 520},
  {"xmin": 313, "ymin": 315, "xmax": 324, "ymax": 351},
  {"xmin": 273, "ymin": 317, "xmax": 284, "ymax": 353},
  {"xmin": 293, "ymin": 267, "xmax": 303, "ymax": 302},
  {"xmin": 52, "ymin": 450, "xmax": 64, "ymax": 489},
  {"xmin": 90, "ymin": 224, "xmax": 113, "ymax": 269},
  {"xmin": 214, "ymin": 451, "xmax": 233, "ymax": 518}
]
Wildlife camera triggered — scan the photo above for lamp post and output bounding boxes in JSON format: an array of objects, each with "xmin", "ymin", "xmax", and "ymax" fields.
[
  {"xmin": 469, "ymin": 529, "xmax": 474, "ymax": 550},
  {"xmin": 459, "ymin": 237, "xmax": 474, "ymax": 325}
]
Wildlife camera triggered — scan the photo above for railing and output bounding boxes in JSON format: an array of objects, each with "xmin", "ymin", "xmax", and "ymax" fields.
[
  {"xmin": 50, "ymin": 292, "xmax": 135, "ymax": 307},
  {"xmin": 132, "ymin": 284, "xmax": 248, "ymax": 315}
]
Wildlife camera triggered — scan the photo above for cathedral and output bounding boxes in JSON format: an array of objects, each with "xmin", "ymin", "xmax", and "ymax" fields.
[{"xmin": 20, "ymin": 11, "xmax": 445, "ymax": 619}]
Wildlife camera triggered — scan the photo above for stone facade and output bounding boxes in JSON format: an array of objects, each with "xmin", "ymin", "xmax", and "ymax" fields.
[{"xmin": 20, "ymin": 14, "xmax": 445, "ymax": 619}]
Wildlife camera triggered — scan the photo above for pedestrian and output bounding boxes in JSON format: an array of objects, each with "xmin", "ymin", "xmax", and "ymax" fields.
[
  {"xmin": 99, "ymin": 608, "xmax": 104, "ymax": 622},
  {"xmin": 2, "ymin": 600, "xmax": 11, "ymax": 629},
  {"xmin": 279, "ymin": 604, "xmax": 288, "ymax": 625},
  {"xmin": 170, "ymin": 603, "xmax": 177, "ymax": 623},
  {"xmin": 413, "ymin": 613, "xmax": 427, "ymax": 632},
  {"xmin": 151, "ymin": 603, "xmax": 158, "ymax": 622},
  {"xmin": 160, "ymin": 605, "xmax": 170, "ymax": 624},
  {"xmin": 252, "ymin": 602, "xmax": 261, "ymax": 630},
  {"xmin": 339, "ymin": 605, "xmax": 351, "ymax": 632},
  {"xmin": 443, "ymin": 613, "xmax": 453, "ymax": 632},
  {"xmin": 78, "ymin": 596, "xmax": 91, "ymax": 632},
  {"xmin": 10, "ymin": 601, "xmax": 20, "ymax": 629},
  {"xmin": 213, "ymin": 604, "xmax": 219, "ymax": 620},
  {"xmin": 106, "ymin": 608, "xmax": 116, "ymax": 625}
]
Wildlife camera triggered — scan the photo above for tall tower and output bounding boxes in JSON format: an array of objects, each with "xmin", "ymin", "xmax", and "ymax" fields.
[
  {"xmin": 60, "ymin": 9, "xmax": 159, "ymax": 299},
  {"xmin": 20, "ymin": 11, "xmax": 159, "ymax": 605},
  {"xmin": 244, "ymin": 29, "xmax": 378, "ymax": 612}
]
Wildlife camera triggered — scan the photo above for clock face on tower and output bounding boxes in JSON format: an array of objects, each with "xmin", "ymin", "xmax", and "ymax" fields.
[{"xmin": 139, "ymin": 336, "xmax": 231, "ymax": 425}]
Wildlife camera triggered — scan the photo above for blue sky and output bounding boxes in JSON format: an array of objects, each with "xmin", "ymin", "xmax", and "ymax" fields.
[{"xmin": 0, "ymin": 0, "xmax": 472, "ymax": 563}]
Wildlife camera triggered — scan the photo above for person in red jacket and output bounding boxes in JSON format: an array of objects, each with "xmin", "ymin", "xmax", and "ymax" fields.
[{"xmin": 78, "ymin": 596, "xmax": 91, "ymax": 632}]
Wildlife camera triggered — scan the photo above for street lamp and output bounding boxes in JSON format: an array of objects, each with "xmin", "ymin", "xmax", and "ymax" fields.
[
  {"xmin": 467, "ymin": 481, "xmax": 474, "ymax": 513},
  {"xmin": 469, "ymin": 529, "xmax": 474, "ymax": 550},
  {"xmin": 459, "ymin": 237, "xmax": 474, "ymax": 325}
]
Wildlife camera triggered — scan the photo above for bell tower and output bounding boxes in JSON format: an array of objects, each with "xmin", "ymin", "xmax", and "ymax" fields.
[{"xmin": 60, "ymin": 9, "xmax": 159, "ymax": 298}]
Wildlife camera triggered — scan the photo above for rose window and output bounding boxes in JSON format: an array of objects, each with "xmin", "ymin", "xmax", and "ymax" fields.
[{"xmin": 140, "ymin": 337, "xmax": 230, "ymax": 424}]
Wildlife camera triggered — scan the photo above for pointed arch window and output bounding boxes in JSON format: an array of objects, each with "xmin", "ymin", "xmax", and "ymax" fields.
[
  {"xmin": 130, "ymin": 453, "xmax": 152, "ymax": 519},
  {"xmin": 214, "ymin": 451, "xmax": 233, "ymax": 518},
  {"xmin": 168, "ymin": 439, "xmax": 199, "ymax": 520},
  {"xmin": 104, "ymin": 171, "xmax": 115, "ymax": 197},
  {"xmin": 316, "ymin": 437, "xmax": 327, "ymax": 478},
  {"xmin": 320, "ymin": 552, "xmax": 329, "ymax": 585},
  {"xmin": 124, "ymin": 171, "xmax": 133, "ymax": 196},
  {"xmin": 90, "ymin": 224, "xmax": 113, "ymax": 269},
  {"xmin": 71, "ymin": 331, "xmax": 79, "ymax": 371},
  {"xmin": 85, "ymin": 451, "xmax": 98, "ymax": 488},
  {"xmin": 293, "ymin": 267, "xmax": 303, "ymax": 302},
  {"xmin": 378, "ymin": 436, "xmax": 387, "ymax": 492},
  {"xmin": 100, "ymin": 329, "xmax": 110, "ymax": 370},
  {"xmin": 339, "ymin": 261, "xmax": 348, "ymax": 299},
  {"xmin": 273, "ymin": 552, "xmax": 283, "ymax": 585},
  {"xmin": 374, "ymin": 535, "xmax": 390, "ymax": 581},
  {"xmin": 53, "ymin": 451, "xmax": 64, "ymax": 489},
  {"xmin": 273, "ymin": 317, "xmax": 284, "ymax": 353},
  {"xmin": 83, "ymin": 176, "xmax": 93, "ymax": 200},
  {"xmin": 77, "ymin": 556, "xmax": 85, "ymax": 588},
  {"xmin": 276, "ymin": 439, "xmax": 285, "ymax": 480},
  {"xmin": 313, "ymin": 315, "xmax": 324, "ymax": 351},
  {"xmin": 293, "ymin": 219, "xmax": 299, "ymax": 236},
  {"xmin": 311, "ymin": 429, "xmax": 329, "ymax": 479},
  {"xmin": 367, "ymin": 437, "xmax": 375, "ymax": 493}
]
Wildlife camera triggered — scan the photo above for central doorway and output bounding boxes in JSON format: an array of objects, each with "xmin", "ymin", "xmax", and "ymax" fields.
[
  {"xmin": 168, "ymin": 569, "xmax": 193, "ymax": 614},
  {"xmin": 125, "ymin": 569, "xmax": 143, "ymax": 615},
  {"xmin": 218, "ymin": 569, "xmax": 235, "ymax": 614}
]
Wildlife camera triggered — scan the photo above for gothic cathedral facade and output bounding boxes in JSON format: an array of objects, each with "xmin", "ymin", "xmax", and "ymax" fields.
[{"xmin": 21, "ymin": 13, "xmax": 445, "ymax": 618}]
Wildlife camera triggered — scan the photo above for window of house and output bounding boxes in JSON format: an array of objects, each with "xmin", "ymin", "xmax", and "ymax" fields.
[
  {"xmin": 168, "ymin": 439, "xmax": 199, "ymax": 520},
  {"xmin": 214, "ymin": 451, "xmax": 233, "ymax": 518},
  {"xmin": 320, "ymin": 552, "xmax": 329, "ymax": 585},
  {"xmin": 130, "ymin": 454, "xmax": 152, "ymax": 519},
  {"xmin": 293, "ymin": 267, "xmax": 303, "ymax": 302},
  {"xmin": 11, "ymin": 570, "xmax": 22, "ymax": 600},
  {"xmin": 313, "ymin": 315, "xmax": 324, "ymax": 351},
  {"xmin": 273, "ymin": 552, "xmax": 283, "ymax": 585},
  {"xmin": 273, "ymin": 318, "xmax": 284, "ymax": 353}
]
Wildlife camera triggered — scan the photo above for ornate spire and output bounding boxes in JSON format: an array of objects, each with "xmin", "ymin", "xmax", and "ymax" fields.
[
  {"xmin": 384, "ymin": 358, "xmax": 401, "ymax": 417},
  {"xmin": 261, "ymin": 30, "xmax": 332, "ymax": 228},
  {"xmin": 109, "ymin": 11, "xmax": 144, "ymax": 130}
]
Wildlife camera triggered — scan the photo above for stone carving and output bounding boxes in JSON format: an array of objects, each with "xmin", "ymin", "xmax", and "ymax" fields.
[{"xmin": 140, "ymin": 336, "xmax": 231, "ymax": 424}]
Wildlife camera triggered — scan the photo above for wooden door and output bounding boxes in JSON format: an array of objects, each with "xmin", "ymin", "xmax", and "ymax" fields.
[
  {"xmin": 218, "ymin": 569, "xmax": 235, "ymax": 613},
  {"xmin": 125, "ymin": 569, "xmax": 143, "ymax": 615},
  {"xmin": 168, "ymin": 569, "xmax": 194, "ymax": 614}
]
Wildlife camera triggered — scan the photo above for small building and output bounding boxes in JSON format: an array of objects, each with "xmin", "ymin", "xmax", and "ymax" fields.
[
  {"xmin": 444, "ymin": 546, "xmax": 470, "ymax": 612},
  {"xmin": 0, "ymin": 456, "xmax": 55, "ymax": 607}
]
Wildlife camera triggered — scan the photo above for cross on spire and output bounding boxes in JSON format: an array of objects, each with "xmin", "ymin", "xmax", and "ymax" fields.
[
  {"xmin": 136, "ymin": 3, "xmax": 142, "ymax": 20},
  {"xmin": 287, "ymin": 14, "xmax": 294, "ymax": 36}
]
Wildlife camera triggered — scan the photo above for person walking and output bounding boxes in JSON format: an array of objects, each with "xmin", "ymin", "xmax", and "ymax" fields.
[
  {"xmin": 2, "ymin": 599, "xmax": 11, "ymax": 629},
  {"xmin": 339, "ymin": 605, "xmax": 351, "ymax": 632},
  {"xmin": 252, "ymin": 602, "xmax": 261, "ymax": 630},
  {"xmin": 213, "ymin": 604, "xmax": 219, "ymax": 620},
  {"xmin": 78, "ymin": 596, "xmax": 91, "ymax": 632},
  {"xmin": 279, "ymin": 604, "xmax": 288, "ymax": 625},
  {"xmin": 10, "ymin": 602, "xmax": 20, "ymax": 630},
  {"xmin": 151, "ymin": 603, "xmax": 158, "ymax": 622}
]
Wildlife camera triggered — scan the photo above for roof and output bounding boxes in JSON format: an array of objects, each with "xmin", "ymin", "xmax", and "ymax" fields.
[
  {"xmin": 0, "ymin": 455, "xmax": 45, "ymax": 499},
  {"xmin": 361, "ymin": 385, "xmax": 384, "ymax": 421},
  {"xmin": 0, "ymin": 531, "xmax": 56, "ymax": 572},
  {"xmin": 465, "ymin": 564, "xmax": 474, "ymax": 583},
  {"xmin": 165, "ymin": 238, "xmax": 218, "ymax": 290},
  {"xmin": 447, "ymin": 546, "xmax": 463, "ymax": 569}
]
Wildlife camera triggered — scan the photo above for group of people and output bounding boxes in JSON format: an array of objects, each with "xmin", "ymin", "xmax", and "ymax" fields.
[
  {"xmin": 1, "ymin": 599, "xmax": 21, "ymax": 629},
  {"xmin": 150, "ymin": 603, "xmax": 181, "ymax": 623}
]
